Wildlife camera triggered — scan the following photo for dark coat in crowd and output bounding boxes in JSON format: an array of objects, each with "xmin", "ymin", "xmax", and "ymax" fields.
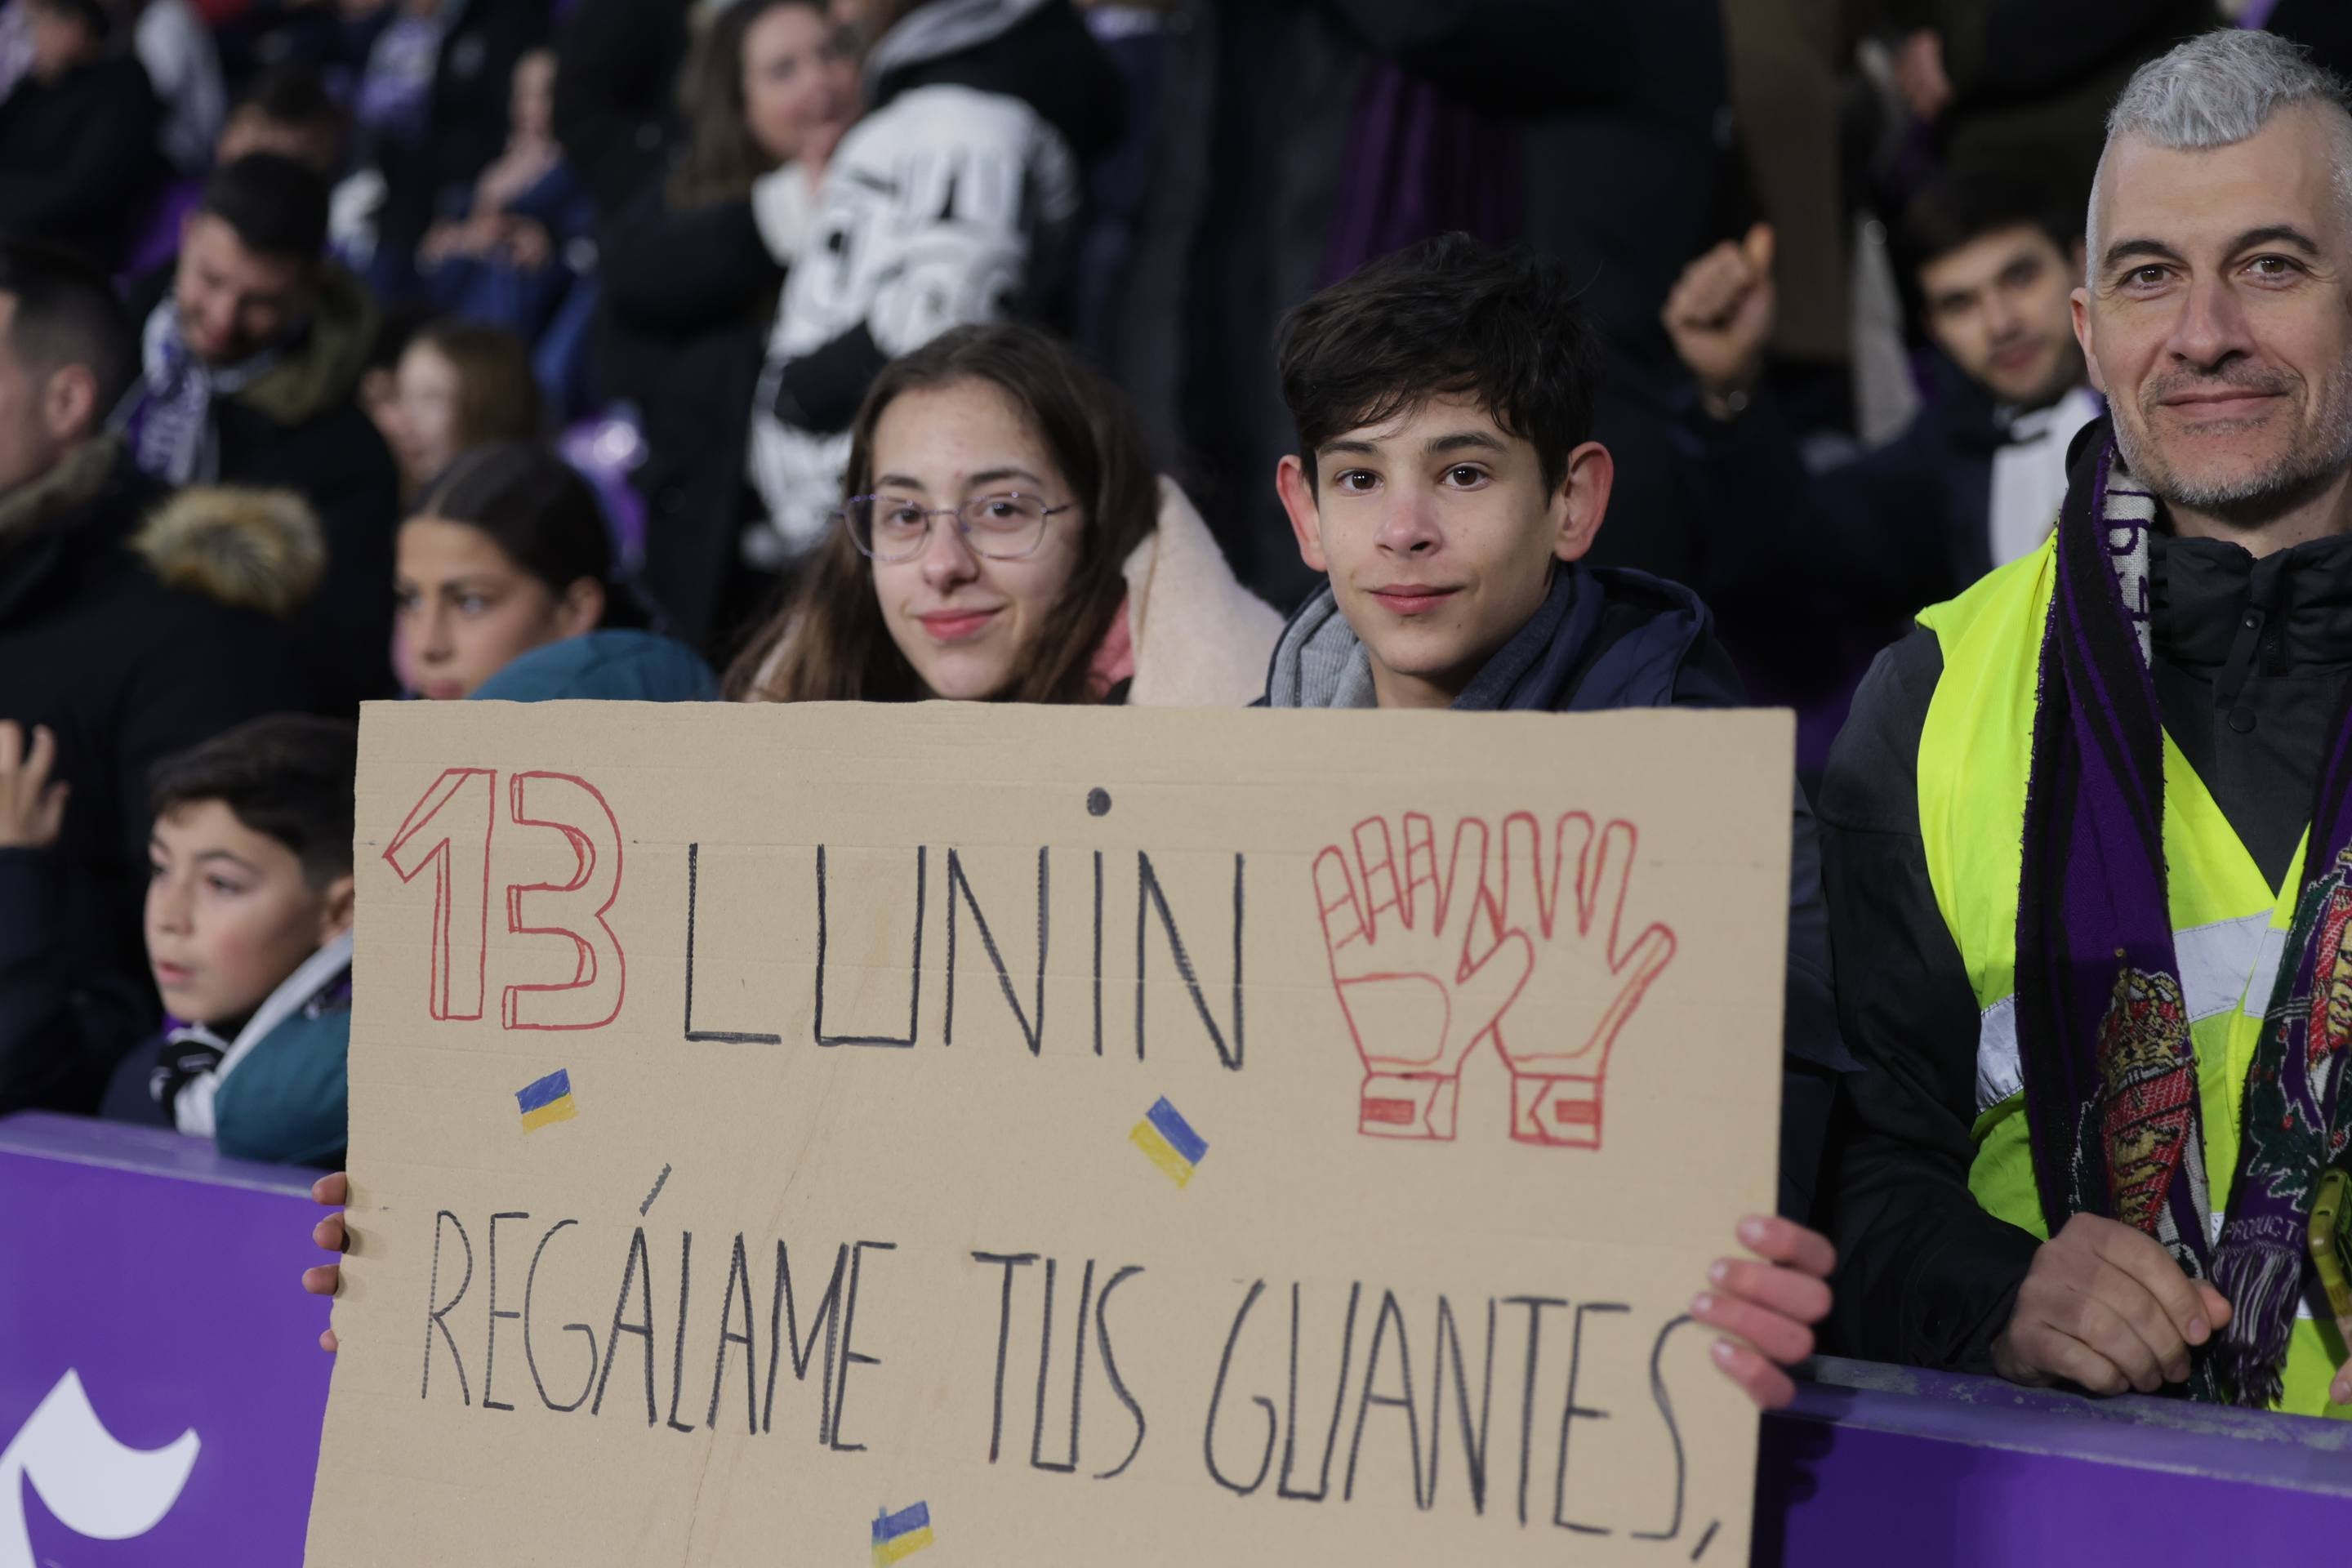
[
  {"xmin": 550, "ymin": 0, "xmax": 691, "ymax": 213},
  {"xmin": 1108, "ymin": 0, "xmax": 1735, "ymax": 612},
  {"xmin": 599, "ymin": 184, "xmax": 782, "ymax": 652},
  {"xmin": 1817, "ymin": 429, "xmax": 2352, "ymax": 1371},
  {"xmin": 0, "ymin": 442, "xmax": 313, "ymax": 1116},
  {"xmin": 1677, "ymin": 359, "xmax": 2096, "ymax": 786},
  {"xmin": 1687, "ymin": 363, "xmax": 2019, "ymax": 633},
  {"xmin": 127, "ymin": 263, "xmax": 402, "ymax": 714},
  {"xmin": 1263, "ymin": 563, "xmax": 1854, "ymax": 1223},
  {"xmin": 1885, "ymin": 0, "xmax": 2217, "ymax": 204},
  {"xmin": 0, "ymin": 54, "xmax": 162, "ymax": 268}
]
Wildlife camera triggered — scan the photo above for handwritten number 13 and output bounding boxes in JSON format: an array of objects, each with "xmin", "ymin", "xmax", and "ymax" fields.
[{"xmin": 383, "ymin": 768, "xmax": 626, "ymax": 1031}]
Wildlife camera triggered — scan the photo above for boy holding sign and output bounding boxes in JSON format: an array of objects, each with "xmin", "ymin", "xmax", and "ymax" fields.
[{"xmin": 1261, "ymin": 234, "xmax": 1842, "ymax": 1407}]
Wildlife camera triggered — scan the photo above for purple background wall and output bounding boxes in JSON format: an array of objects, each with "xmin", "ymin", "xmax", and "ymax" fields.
[
  {"xmin": 2, "ymin": 1112, "xmax": 2348, "ymax": 1564},
  {"xmin": 0, "ymin": 1115, "xmax": 330, "ymax": 1566}
]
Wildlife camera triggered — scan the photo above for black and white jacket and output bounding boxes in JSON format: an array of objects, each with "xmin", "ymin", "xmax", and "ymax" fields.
[{"xmin": 746, "ymin": 0, "xmax": 1120, "ymax": 562}]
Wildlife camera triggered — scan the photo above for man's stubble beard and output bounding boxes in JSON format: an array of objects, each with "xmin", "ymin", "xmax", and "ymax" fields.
[{"xmin": 2114, "ymin": 359, "xmax": 2352, "ymax": 528}]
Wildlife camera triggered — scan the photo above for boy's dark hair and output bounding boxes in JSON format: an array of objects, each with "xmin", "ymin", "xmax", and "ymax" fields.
[
  {"xmin": 238, "ymin": 59, "xmax": 341, "ymax": 128},
  {"xmin": 1276, "ymin": 234, "xmax": 1601, "ymax": 495},
  {"xmin": 200, "ymin": 154, "xmax": 330, "ymax": 264},
  {"xmin": 151, "ymin": 715, "xmax": 359, "ymax": 887},
  {"xmin": 0, "ymin": 238, "xmax": 134, "ymax": 410},
  {"xmin": 1900, "ymin": 163, "xmax": 2081, "ymax": 274}
]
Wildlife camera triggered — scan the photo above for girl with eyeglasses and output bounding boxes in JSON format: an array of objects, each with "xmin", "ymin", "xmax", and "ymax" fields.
[{"xmin": 728, "ymin": 322, "xmax": 1279, "ymax": 706}]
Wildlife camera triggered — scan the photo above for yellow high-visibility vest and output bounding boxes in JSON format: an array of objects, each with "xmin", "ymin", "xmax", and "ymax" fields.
[{"xmin": 1915, "ymin": 536, "xmax": 2347, "ymax": 1415}]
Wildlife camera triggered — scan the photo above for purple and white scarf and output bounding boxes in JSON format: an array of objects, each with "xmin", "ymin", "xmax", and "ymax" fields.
[{"xmin": 117, "ymin": 299, "xmax": 282, "ymax": 487}]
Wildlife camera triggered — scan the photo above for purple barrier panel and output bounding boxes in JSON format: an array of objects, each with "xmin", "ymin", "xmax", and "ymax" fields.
[
  {"xmin": 1759, "ymin": 1356, "xmax": 2352, "ymax": 1564},
  {"xmin": 0, "ymin": 1112, "xmax": 332, "ymax": 1566},
  {"xmin": 7, "ymin": 1106, "xmax": 2350, "ymax": 1566}
]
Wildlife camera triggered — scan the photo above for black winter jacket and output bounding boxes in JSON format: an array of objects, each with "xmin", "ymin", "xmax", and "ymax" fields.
[
  {"xmin": 125, "ymin": 265, "xmax": 402, "ymax": 713},
  {"xmin": 0, "ymin": 56, "xmax": 161, "ymax": 267},
  {"xmin": 551, "ymin": 0, "xmax": 690, "ymax": 212},
  {"xmin": 0, "ymin": 444, "xmax": 312, "ymax": 1115},
  {"xmin": 600, "ymin": 184, "xmax": 780, "ymax": 650}
]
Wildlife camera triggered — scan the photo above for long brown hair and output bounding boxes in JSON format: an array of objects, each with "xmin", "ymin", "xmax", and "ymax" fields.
[
  {"xmin": 413, "ymin": 319, "xmax": 544, "ymax": 450},
  {"xmin": 726, "ymin": 323, "xmax": 1160, "ymax": 703},
  {"xmin": 668, "ymin": 0, "xmax": 831, "ymax": 211}
]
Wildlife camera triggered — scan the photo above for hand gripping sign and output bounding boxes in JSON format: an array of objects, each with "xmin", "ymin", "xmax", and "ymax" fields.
[{"xmin": 1312, "ymin": 810, "xmax": 1675, "ymax": 1147}]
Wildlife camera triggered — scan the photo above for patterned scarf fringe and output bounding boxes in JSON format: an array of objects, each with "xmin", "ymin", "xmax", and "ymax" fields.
[{"xmin": 2212, "ymin": 1241, "xmax": 2301, "ymax": 1408}]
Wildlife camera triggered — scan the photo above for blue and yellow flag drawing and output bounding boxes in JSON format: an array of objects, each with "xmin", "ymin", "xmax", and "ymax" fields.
[
  {"xmin": 1129, "ymin": 1097, "xmax": 1209, "ymax": 1187},
  {"xmin": 514, "ymin": 1068, "xmax": 577, "ymax": 1132},
  {"xmin": 871, "ymin": 1502, "xmax": 933, "ymax": 1565}
]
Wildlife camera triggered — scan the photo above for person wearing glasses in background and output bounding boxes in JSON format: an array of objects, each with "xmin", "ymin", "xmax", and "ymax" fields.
[{"xmin": 724, "ymin": 320, "xmax": 1280, "ymax": 706}]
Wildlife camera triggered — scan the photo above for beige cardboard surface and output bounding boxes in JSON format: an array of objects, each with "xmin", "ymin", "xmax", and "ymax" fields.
[{"xmin": 308, "ymin": 700, "xmax": 1792, "ymax": 1566}]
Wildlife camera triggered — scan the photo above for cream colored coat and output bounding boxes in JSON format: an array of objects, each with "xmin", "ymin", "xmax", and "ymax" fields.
[{"xmin": 1116, "ymin": 479, "xmax": 1282, "ymax": 706}]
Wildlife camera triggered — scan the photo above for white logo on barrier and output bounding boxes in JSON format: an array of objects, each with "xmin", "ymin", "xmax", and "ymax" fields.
[{"xmin": 0, "ymin": 1370, "xmax": 200, "ymax": 1566}]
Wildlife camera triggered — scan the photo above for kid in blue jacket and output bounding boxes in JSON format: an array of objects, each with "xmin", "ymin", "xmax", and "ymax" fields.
[{"xmin": 102, "ymin": 714, "xmax": 355, "ymax": 1167}]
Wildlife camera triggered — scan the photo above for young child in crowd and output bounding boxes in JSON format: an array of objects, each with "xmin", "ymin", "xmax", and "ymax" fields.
[
  {"xmin": 100, "ymin": 714, "xmax": 358, "ymax": 1169},
  {"xmin": 395, "ymin": 440, "xmax": 714, "ymax": 700}
]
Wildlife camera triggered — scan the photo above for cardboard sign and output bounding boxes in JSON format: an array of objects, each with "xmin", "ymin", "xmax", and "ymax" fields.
[{"xmin": 307, "ymin": 701, "xmax": 1792, "ymax": 1566}]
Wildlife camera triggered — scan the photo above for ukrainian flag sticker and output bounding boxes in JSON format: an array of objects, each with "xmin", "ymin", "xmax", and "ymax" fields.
[
  {"xmin": 1130, "ymin": 1097, "xmax": 1208, "ymax": 1187},
  {"xmin": 871, "ymin": 1501, "xmax": 933, "ymax": 1565},
  {"xmin": 515, "ymin": 1068, "xmax": 577, "ymax": 1133}
]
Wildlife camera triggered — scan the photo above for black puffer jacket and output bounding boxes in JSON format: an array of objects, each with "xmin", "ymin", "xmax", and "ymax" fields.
[
  {"xmin": 0, "ymin": 443, "xmax": 314, "ymax": 1115},
  {"xmin": 126, "ymin": 265, "xmax": 403, "ymax": 713},
  {"xmin": 1817, "ymin": 432, "xmax": 2352, "ymax": 1371}
]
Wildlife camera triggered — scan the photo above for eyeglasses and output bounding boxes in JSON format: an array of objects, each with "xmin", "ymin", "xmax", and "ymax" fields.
[{"xmin": 838, "ymin": 492, "xmax": 1075, "ymax": 563}]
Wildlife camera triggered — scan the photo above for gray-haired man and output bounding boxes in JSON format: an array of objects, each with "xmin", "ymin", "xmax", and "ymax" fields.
[{"xmin": 1821, "ymin": 28, "xmax": 2352, "ymax": 1416}]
